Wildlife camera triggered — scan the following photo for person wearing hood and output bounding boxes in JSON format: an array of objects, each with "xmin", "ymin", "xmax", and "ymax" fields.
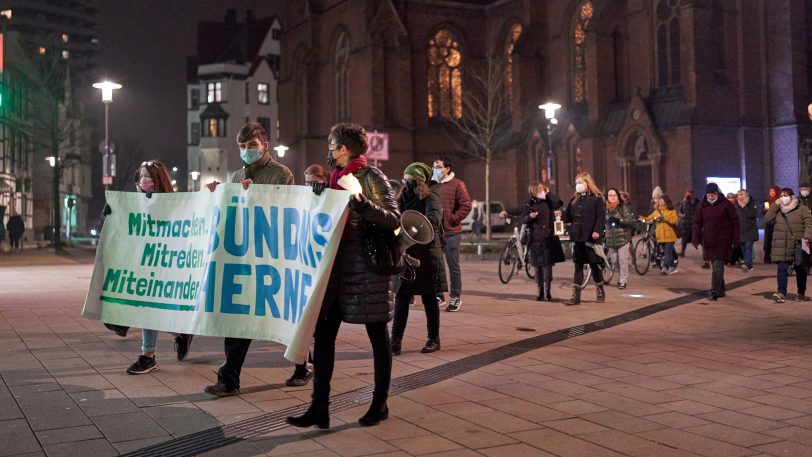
[
  {"xmin": 204, "ymin": 123, "xmax": 294, "ymax": 397},
  {"xmin": 692, "ymin": 183, "xmax": 741, "ymax": 300},
  {"xmin": 522, "ymin": 182, "xmax": 565, "ymax": 300},
  {"xmin": 764, "ymin": 188, "xmax": 812, "ymax": 302},
  {"xmin": 735, "ymin": 189, "xmax": 758, "ymax": 272},
  {"xmin": 390, "ymin": 162, "xmax": 447, "ymax": 355},
  {"xmin": 563, "ymin": 172, "xmax": 606, "ymax": 305},
  {"xmin": 799, "ymin": 183, "xmax": 811, "ymax": 208},
  {"xmin": 763, "ymin": 185, "xmax": 782, "ymax": 263}
]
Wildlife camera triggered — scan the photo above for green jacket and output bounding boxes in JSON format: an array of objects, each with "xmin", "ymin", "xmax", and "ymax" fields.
[
  {"xmin": 230, "ymin": 153, "xmax": 294, "ymax": 185},
  {"xmin": 765, "ymin": 202, "xmax": 812, "ymax": 262},
  {"xmin": 605, "ymin": 204, "xmax": 635, "ymax": 249}
]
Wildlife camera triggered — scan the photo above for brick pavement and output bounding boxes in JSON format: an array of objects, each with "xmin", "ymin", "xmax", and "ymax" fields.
[{"xmin": 2, "ymin": 245, "xmax": 812, "ymax": 456}]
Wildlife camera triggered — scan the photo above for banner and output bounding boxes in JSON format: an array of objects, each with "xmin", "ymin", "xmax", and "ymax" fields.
[{"xmin": 82, "ymin": 184, "xmax": 350, "ymax": 362}]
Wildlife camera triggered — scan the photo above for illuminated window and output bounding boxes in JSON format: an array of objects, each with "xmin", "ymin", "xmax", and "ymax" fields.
[
  {"xmin": 505, "ymin": 23, "xmax": 522, "ymax": 106},
  {"xmin": 61, "ymin": 50, "xmax": 69, "ymax": 59},
  {"xmin": 656, "ymin": 0, "xmax": 681, "ymax": 87},
  {"xmin": 206, "ymin": 82, "xmax": 222, "ymax": 103},
  {"xmin": 257, "ymin": 83, "xmax": 269, "ymax": 104},
  {"xmin": 61, "ymin": 34, "xmax": 69, "ymax": 43},
  {"xmin": 335, "ymin": 32, "xmax": 350, "ymax": 122},
  {"xmin": 572, "ymin": 1, "xmax": 593, "ymax": 103},
  {"xmin": 427, "ymin": 29, "xmax": 463, "ymax": 119},
  {"xmin": 202, "ymin": 118, "xmax": 225, "ymax": 137},
  {"xmin": 38, "ymin": 46, "xmax": 46, "ymax": 55}
]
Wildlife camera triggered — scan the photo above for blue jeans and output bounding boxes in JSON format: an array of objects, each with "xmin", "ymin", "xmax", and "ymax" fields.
[
  {"xmin": 660, "ymin": 242, "xmax": 675, "ymax": 270},
  {"xmin": 741, "ymin": 241, "xmax": 754, "ymax": 269},
  {"xmin": 777, "ymin": 261, "xmax": 808, "ymax": 295},
  {"xmin": 443, "ymin": 233, "xmax": 462, "ymax": 297},
  {"xmin": 142, "ymin": 329, "xmax": 158, "ymax": 353}
]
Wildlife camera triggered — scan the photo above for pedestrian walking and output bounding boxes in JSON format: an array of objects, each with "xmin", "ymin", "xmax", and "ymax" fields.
[
  {"xmin": 604, "ymin": 188, "xmax": 635, "ymax": 288},
  {"xmin": 433, "ymin": 157, "xmax": 471, "ymax": 312},
  {"xmin": 204, "ymin": 122, "xmax": 294, "ymax": 396},
  {"xmin": 563, "ymin": 172, "xmax": 606, "ymax": 305},
  {"xmin": 108, "ymin": 160, "xmax": 195, "ymax": 374},
  {"xmin": 692, "ymin": 183, "xmax": 741, "ymax": 300},
  {"xmin": 763, "ymin": 185, "xmax": 781, "ymax": 263},
  {"xmin": 286, "ymin": 123, "xmax": 398, "ymax": 429},
  {"xmin": 799, "ymin": 183, "xmax": 811, "ymax": 208},
  {"xmin": 643, "ymin": 195, "xmax": 679, "ymax": 274},
  {"xmin": 764, "ymin": 188, "xmax": 812, "ymax": 303},
  {"xmin": 391, "ymin": 162, "xmax": 447, "ymax": 355},
  {"xmin": 7, "ymin": 212, "xmax": 24, "ymax": 251},
  {"xmin": 735, "ymin": 189, "xmax": 758, "ymax": 272},
  {"xmin": 677, "ymin": 190, "xmax": 698, "ymax": 257},
  {"xmin": 470, "ymin": 199, "xmax": 484, "ymax": 239},
  {"xmin": 522, "ymin": 182, "xmax": 565, "ymax": 301}
]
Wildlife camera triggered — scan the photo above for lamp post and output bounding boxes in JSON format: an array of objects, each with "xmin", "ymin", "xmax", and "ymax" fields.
[
  {"xmin": 189, "ymin": 171, "xmax": 200, "ymax": 191},
  {"xmin": 538, "ymin": 102, "xmax": 561, "ymax": 186},
  {"xmin": 92, "ymin": 81, "xmax": 122, "ymax": 189},
  {"xmin": 273, "ymin": 144, "xmax": 289, "ymax": 159},
  {"xmin": 46, "ymin": 153, "xmax": 80, "ymax": 251}
]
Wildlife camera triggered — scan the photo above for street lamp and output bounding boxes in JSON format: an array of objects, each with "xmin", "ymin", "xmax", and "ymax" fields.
[
  {"xmin": 92, "ymin": 80, "xmax": 122, "ymax": 189},
  {"xmin": 274, "ymin": 144, "xmax": 289, "ymax": 159},
  {"xmin": 538, "ymin": 102, "xmax": 561, "ymax": 186},
  {"xmin": 46, "ymin": 153, "xmax": 81, "ymax": 251}
]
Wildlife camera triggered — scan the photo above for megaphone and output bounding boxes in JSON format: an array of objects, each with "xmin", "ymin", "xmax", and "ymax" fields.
[{"xmin": 396, "ymin": 210, "xmax": 434, "ymax": 268}]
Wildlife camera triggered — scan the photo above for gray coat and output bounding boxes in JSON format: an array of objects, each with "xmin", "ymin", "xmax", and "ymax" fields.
[
  {"xmin": 764, "ymin": 202, "xmax": 812, "ymax": 262},
  {"xmin": 735, "ymin": 200, "xmax": 759, "ymax": 242}
]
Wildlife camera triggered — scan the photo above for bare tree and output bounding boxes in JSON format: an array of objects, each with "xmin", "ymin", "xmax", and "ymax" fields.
[{"xmin": 445, "ymin": 44, "xmax": 517, "ymax": 240}]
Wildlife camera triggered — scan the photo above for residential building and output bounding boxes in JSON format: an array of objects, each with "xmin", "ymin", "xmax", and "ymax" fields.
[{"xmin": 187, "ymin": 9, "xmax": 282, "ymax": 190}]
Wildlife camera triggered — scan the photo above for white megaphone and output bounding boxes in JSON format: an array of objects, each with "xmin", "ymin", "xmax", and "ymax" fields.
[{"xmin": 396, "ymin": 210, "xmax": 434, "ymax": 268}]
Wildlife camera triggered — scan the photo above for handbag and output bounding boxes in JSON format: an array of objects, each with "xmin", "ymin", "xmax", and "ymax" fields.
[{"xmin": 363, "ymin": 224, "xmax": 403, "ymax": 275}]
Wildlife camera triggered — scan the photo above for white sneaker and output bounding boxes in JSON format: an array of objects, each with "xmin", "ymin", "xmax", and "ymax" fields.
[{"xmin": 668, "ymin": 268, "xmax": 679, "ymax": 275}]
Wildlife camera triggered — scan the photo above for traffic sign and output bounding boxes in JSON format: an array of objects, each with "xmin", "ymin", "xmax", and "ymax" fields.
[{"xmin": 366, "ymin": 132, "xmax": 389, "ymax": 161}]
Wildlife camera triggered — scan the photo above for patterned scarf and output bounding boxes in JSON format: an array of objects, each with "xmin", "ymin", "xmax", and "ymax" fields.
[{"xmin": 329, "ymin": 155, "xmax": 368, "ymax": 190}]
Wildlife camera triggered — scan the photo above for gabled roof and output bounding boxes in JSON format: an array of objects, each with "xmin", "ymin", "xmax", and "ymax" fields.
[{"xmin": 200, "ymin": 102, "xmax": 229, "ymax": 119}]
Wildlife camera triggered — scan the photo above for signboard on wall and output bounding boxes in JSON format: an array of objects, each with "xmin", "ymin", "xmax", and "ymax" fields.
[{"xmin": 366, "ymin": 132, "xmax": 389, "ymax": 161}]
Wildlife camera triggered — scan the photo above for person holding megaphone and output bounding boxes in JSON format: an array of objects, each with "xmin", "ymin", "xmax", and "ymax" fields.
[{"xmin": 390, "ymin": 162, "xmax": 448, "ymax": 357}]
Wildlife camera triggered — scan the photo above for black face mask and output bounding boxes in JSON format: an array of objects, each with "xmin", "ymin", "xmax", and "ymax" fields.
[
  {"xmin": 405, "ymin": 179, "xmax": 417, "ymax": 189},
  {"xmin": 326, "ymin": 150, "xmax": 337, "ymax": 170}
]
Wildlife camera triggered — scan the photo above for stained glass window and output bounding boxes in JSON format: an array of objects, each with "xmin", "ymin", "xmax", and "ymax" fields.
[
  {"xmin": 505, "ymin": 23, "xmax": 522, "ymax": 106},
  {"xmin": 427, "ymin": 29, "xmax": 463, "ymax": 119},
  {"xmin": 572, "ymin": 1, "xmax": 593, "ymax": 103},
  {"xmin": 656, "ymin": 0, "xmax": 681, "ymax": 87},
  {"xmin": 335, "ymin": 32, "xmax": 350, "ymax": 122}
]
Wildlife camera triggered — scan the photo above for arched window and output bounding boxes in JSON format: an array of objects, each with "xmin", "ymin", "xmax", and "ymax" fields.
[
  {"xmin": 572, "ymin": 1, "xmax": 593, "ymax": 103},
  {"xmin": 427, "ymin": 29, "xmax": 462, "ymax": 119},
  {"xmin": 505, "ymin": 23, "xmax": 522, "ymax": 106},
  {"xmin": 334, "ymin": 32, "xmax": 350, "ymax": 122},
  {"xmin": 656, "ymin": 0, "xmax": 681, "ymax": 87}
]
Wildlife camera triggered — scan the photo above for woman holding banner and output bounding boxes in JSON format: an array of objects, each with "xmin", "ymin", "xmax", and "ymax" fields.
[
  {"xmin": 287, "ymin": 123, "xmax": 399, "ymax": 429},
  {"xmin": 106, "ymin": 160, "xmax": 195, "ymax": 374},
  {"xmin": 390, "ymin": 162, "xmax": 447, "ymax": 356}
]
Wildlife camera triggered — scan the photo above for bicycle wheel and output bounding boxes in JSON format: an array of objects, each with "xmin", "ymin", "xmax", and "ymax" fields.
[
  {"xmin": 525, "ymin": 251, "xmax": 536, "ymax": 279},
  {"xmin": 498, "ymin": 242, "xmax": 518, "ymax": 284},
  {"xmin": 633, "ymin": 238, "xmax": 652, "ymax": 275}
]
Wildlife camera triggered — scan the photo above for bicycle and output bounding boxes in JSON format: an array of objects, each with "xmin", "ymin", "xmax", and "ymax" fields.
[
  {"xmin": 577, "ymin": 244, "xmax": 616, "ymax": 289},
  {"xmin": 498, "ymin": 224, "xmax": 534, "ymax": 284},
  {"xmin": 632, "ymin": 220, "xmax": 678, "ymax": 275}
]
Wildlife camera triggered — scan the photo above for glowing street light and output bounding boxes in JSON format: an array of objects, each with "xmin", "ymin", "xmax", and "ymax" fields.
[
  {"xmin": 274, "ymin": 144, "xmax": 289, "ymax": 158},
  {"xmin": 538, "ymin": 102, "xmax": 562, "ymax": 186},
  {"xmin": 93, "ymin": 80, "xmax": 122, "ymax": 189},
  {"xmin": 92, "ymin": 81, "xmax": 122, "ymax": 102}
]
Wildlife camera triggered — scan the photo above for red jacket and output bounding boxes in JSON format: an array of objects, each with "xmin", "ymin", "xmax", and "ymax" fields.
[
  {"xmin": 692, "ymin": 195, "xmax": 741, "ymax": 261},
  {"xmin": 438, "ymin": 173, "xmax": 472, "ymax": 235}
]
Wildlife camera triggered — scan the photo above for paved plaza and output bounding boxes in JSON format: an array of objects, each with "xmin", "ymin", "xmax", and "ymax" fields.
[{"xmin": 2, "ymin": 246, "xmax": 812, "ymax": 456}]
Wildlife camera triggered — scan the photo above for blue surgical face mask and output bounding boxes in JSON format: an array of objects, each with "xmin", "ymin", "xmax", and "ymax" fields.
[
  {"xmin": 241, "ymin": 148, "xmax": 262, "ymax": 165},
  {"xmin": 432, "ymin": 168, "xmax": 443, "ymax": 182}
]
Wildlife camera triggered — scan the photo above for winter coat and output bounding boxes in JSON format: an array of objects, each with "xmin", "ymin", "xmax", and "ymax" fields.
[
  {"xmin": 692, "ymin": 195, "xmax": 741, "ymax": 261},
  {"xmin": 6, "ymin": 215, "xmax": 24, "ymax": 237},
  {"xmin": 230, "ymin": 152, "xmax": 295, "ymax": 185},
  {"xmin": 677, "ymin": 198, "xmax": 698, "ymax": 239},
  {"xmin": 437, "ymin": 173, "xmax": 471, "ymax": 234},
  {"xmin": 644, "ymin": 208, "xmax": 679, "ymax": 243},
  {"xmin": 324, "ymin": 166, "xmax": 400, "ymax": 324},
  {"xmin": 764, "ymin": 201, "xmax": 812, "ymax": 263},
  {"xmin": 604, "ymin": 204, "xmax": 635, "ymax": 249},
  {"xmin": 521, "ymin": 194, "xmax": 565, "ymax": 267},
  {"xmin": 564, "ymin": 194, "xmax": 606, "ymax": 243},
  {"xmin": 735, "ymin": 200, "xmax": 759, "ymax": 242},
  {"xmin": 395, "ymin": 182, "xmax": 448, "ymax": 296}
]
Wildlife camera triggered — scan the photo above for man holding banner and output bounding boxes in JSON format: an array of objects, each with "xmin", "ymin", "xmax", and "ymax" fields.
[
  {"xmin": 286, "ymin": 123, "xmax": 400, "ymax": 429},
  {"xmin": 203, "ymin": 122, "xmax": 296, "ymax": 397}
]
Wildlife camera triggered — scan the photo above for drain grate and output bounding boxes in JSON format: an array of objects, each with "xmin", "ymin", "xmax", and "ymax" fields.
[{"xmin": 123, "ymin": 276, "xmax": 768, "ymax": 457}]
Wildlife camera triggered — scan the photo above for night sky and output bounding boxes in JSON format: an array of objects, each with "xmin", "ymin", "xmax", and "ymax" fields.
[{"xmin": 95, "ymin": 0, "xmax": 284, "ymax": 186}]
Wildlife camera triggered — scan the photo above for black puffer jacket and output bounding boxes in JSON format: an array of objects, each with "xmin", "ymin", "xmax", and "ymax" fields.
[
  {"xmin": 325, "ymin": 166, "xmax": 400, "ymax": 324},
  {"xmin": 396, "ymin": 182, "xmax": 448, "ymax": 296}
]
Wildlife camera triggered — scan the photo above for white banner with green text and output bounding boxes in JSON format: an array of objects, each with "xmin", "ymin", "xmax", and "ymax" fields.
[{"xmin": 82, "ymin": 184, "xmax": 349, "ymax": 362}]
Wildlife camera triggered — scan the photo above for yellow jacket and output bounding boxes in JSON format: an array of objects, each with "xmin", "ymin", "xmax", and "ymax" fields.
[{"xmin": 644, "ymin": 208, "xmax": 679, "ymax": 242}]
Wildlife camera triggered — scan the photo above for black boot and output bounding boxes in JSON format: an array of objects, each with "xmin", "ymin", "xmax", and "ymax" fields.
[
  {"xmin": 286, "ymin": 400, "xmax": 330, "ymax": 429},
  {"xmin": 391, "ymin": 337, "xmax": 402, "ymax": 356},
  {"xmin": 536, "ymin": 282, "xmax": 545, "ymax": 301},
  {"xmin": 359, "ymin": 396, "xmax": 389, "ymax": 426},
  {"xmin": 544, "ymin": 281, "xmax": 552, "ymax": 301},
  {"xmin": 564, "ymin": 286, "xmax": 581, "ymax": 306},
  {"xmin": 596, "ymin": 283, "xmax": 606, "ymax": 303}
]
